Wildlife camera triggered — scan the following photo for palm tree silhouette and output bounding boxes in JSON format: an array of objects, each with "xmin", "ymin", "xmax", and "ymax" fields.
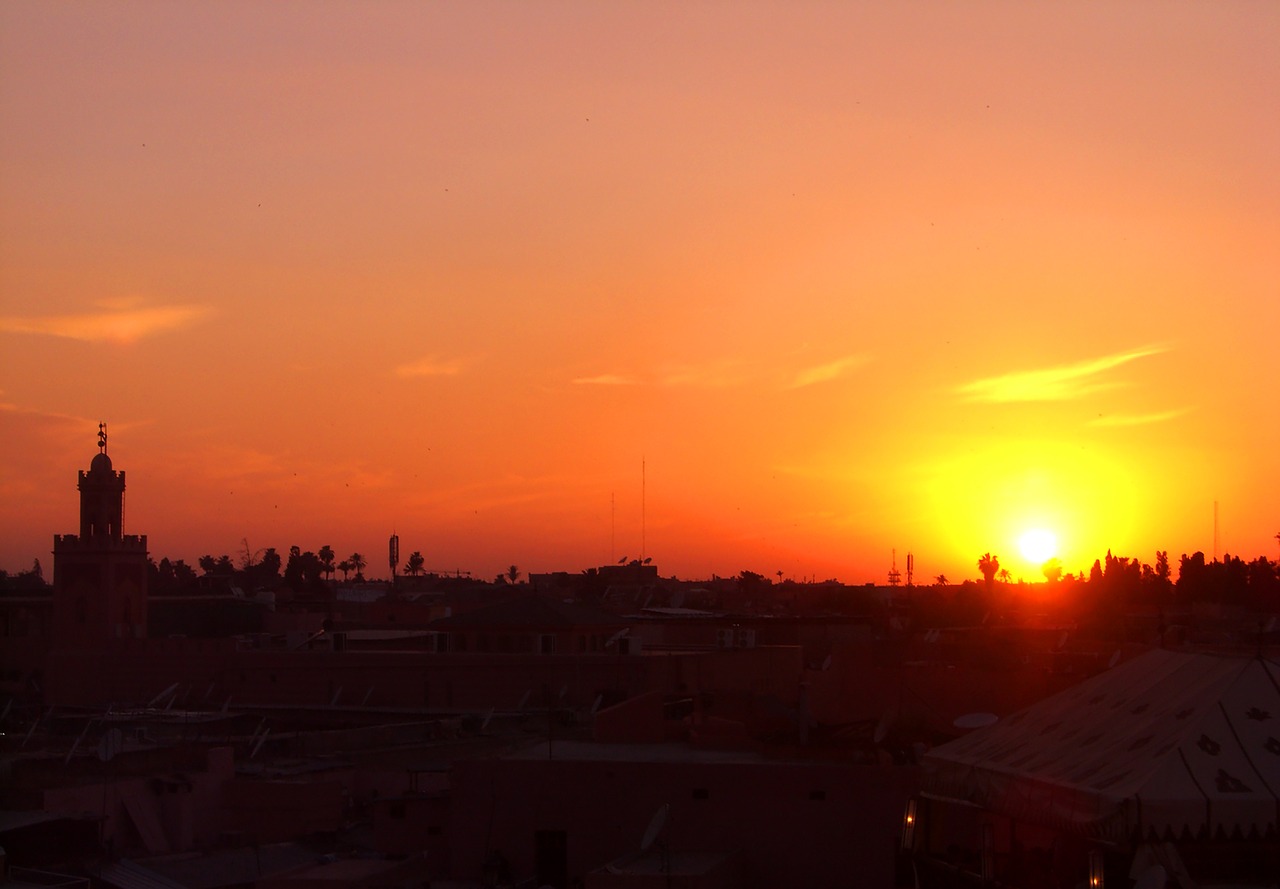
[
  {"xmin": 506, "ymin": 565, "xmax": 520, "ymax": 585},
  {"xmin": 977, "ymin": 553, "xmax": 999, "ymax": 590},
  {"xmin": 406, "ymin": 551, "xmax": 425, "ymax": 577},
  {"xmin": 350, "ymin": 552, "xmax": 367, "ymax": 582},
  {"xmin": 337, "ymin": 559, "xmax": 353, "ymax": 582},
  {"xmin": 318, "ymin": 545, "xmax": 335, "ymax": 583}
]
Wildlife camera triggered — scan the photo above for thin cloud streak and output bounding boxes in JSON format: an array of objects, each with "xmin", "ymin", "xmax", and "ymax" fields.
[
  {"xmin": 0, "ymin": 304, "xmax": 210, "ymax": 344},
  {"xmin": 660, "ymin": 359, "xmax": 752, "ymax": 388},
  {"xmin": 1088, "ymin": 408, "xmax": 1190, "ymax": 428},
  {"xmin": 572, "ymin": 374, "xmax": 640, "ymax": 386},
  {"xmin": 0, "ymin": 402, "xmax": 109, "ymax": 428},
  {"xmin": 575, "ymin": 354, "xmax": 871, "ymax": 391},
  {"xmin": 957, "ymin": 345, "xmax": 1169, "ymax": 403},
  {"xmin": 786, "ymin": 354, "xmax": 871, "ymax": 389},
  {"xmin": 396, "ymin": 357, "xmax": 464, "ymax": 378}
]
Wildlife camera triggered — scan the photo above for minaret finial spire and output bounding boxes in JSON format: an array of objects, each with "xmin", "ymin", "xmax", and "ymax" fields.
[{"xmin": 98, "ymin": 422, "xmax": 107, "ymax": 454}]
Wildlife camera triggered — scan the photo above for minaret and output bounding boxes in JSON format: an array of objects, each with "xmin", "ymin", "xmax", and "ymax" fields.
[
  {"xmin": 79, "ymin": 423, "xmax": 126, "ymax": 541},
  {"xmin": 52, "ymin": 423, "xmax": 149, "ymax": 646}
]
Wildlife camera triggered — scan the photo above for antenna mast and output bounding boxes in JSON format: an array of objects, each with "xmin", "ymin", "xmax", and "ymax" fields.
[
  {"xmin": 1214, "ymin": 500, "xmax": 1219, "ymax": 562},
  {"xmin": 888, "ymin": 549, "xmax": 901, "ymax": 586},
  {"xmin": 641, "ymin": 457, "xmax": 646, "ymax": 563}
]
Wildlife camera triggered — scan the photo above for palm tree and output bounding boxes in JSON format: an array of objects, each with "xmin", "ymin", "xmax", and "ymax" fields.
[
  {"xmin": 349, "ymin": 552, "xmax": 367, "ymax": 582},
  {"xmin": 934, "ymin": 574, "xmax": 949, "ymax": 586},
  {"xmin": 506, "ymin": 564, "xmax": 520, "ymax": 585},
  {"xmin": 406, "ymin": 551, "xmax": 425, "ymax": 577},
  {"xmin": 318, "ymin": 545, "xmax": 335, "ymax": 582},
  {"xmin": 337, "ymin": 559, "xmax": 353, "ymax": 582},
  {"xmin": 977, "ymin": 553, "xmax": 999, "ymax": 590},
  {"xmin": 997, "ymin": 568, "xmax": 1012, "ymax": 585}
]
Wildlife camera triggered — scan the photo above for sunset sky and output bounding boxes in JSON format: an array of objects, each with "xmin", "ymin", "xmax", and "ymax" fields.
[{"xmin": 2, "ymin": 2, "xmax": 1277, "ymax": 585}]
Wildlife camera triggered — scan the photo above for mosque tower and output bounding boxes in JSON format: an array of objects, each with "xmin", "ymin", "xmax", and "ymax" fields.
[{"xmin": 52, "ymin": 423, "xmax": 149, "ymax": 645}]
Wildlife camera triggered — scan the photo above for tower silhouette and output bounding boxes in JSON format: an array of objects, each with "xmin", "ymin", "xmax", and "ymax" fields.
[{"xmin": 52, "ymin": 424, "xmax": 149, "ymax": 645}]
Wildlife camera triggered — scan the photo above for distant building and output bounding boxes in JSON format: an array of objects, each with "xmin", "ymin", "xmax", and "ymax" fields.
[{"xmin": 52, "ymin": 426, "xmax": 148, "ymax": 646}]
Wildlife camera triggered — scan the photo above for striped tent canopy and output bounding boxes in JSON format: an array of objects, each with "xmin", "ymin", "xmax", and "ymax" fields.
[{"xmin": 921, "ymin": 649, "xmax": 1280, "ymax": 841}]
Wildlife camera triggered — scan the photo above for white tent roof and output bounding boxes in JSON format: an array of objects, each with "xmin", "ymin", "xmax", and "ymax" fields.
[{"xmin": 921, "ymin": 649, "xmax": 1280, "ymax": 841}]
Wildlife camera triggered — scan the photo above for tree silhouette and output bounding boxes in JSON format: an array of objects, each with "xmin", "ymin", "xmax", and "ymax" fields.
[
  {"xmin": 349, "ymin": 552, "xmax": 367, "ymax": 582},
  {"xmin": 997, "ymin": 568, "xmax": 1012, "ymax": 585},
  {"xmin": 406, "ymin": 551, "xmax": 425, "ymax": 577},
  {"xmin": 338, "ymin": 559, "xmax": 353, "ymax": 582},
  {"xmin": 977, "ymin": 553, "xmax": 999, "ymax": 590},
  {"xmin": 1042, "ymin": 559, "xmax": 1063, "ymax": 583},
  {"xmin": 318, "ymin": 545, "xmax": 335, "ymax": 582},
  {"xmin": 239, "ymin": 537, "xmax": 266, "ymax": 571},
  {"xmin": 934, "ymin": 574, "xmax": 949, "ymax": 586},
  {"xmin": 506, "ymin": 564, "xmax": 520, "ymax": 585}
]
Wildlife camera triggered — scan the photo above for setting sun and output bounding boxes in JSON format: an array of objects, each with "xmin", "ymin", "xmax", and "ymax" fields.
[
  {"xmin": 1018, "ymin": 529, "xmax": 1059, "ymax": 565},
  {"xmin": 0, "ymin": 4, "xmax": 1277, "ymax": 584}
]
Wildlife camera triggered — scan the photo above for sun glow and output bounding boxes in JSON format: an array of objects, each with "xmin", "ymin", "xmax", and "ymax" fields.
[{"xmin": 1018, "ymin": 529, "xmax": 1058, "ymax": 564}]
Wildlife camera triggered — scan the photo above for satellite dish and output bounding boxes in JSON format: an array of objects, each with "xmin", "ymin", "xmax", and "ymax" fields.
[
  {"xmin": 1133, "ymin": 865, "xmax": 1168, "ymax": 889},
  {"xmin": 1108, "ymin": 649, "xmax": 1122, "ymax": 668},
  {"xmin": 953, "ymin": 712, "xmax": 998, "ymax": 730},
  {"xmin": 640, "ymin": 803, "xmax": 669, "ymax": 851}
]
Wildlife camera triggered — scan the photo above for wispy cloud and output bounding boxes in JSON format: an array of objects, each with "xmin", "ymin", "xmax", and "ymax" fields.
[
  {"xmin": 1088, "ymin": 408, "xmax": 1190, "ymax": 428},
  {"xmin": 957, "ymin": 345, "xmax": 1168, "ymax": 403},
  {"xmin": 572, "ymin": 359, "xmax": 751, "ymax": 388},
  {"xmin": 396, "ymin": 356, "xmax": 463, "ymax": 378},
  {"xmin": 0, "ymin": 302, "xmax": 210, "ymax": 344},
  {"xmin": 571, "ymin": 374, "xmax": 640, "ymax": 386},
  {"xmin": 573, "ymin": 354, "xmax": 872, "ymax": 391},
  {"xmin": 660, "ymin": 359, "xmax": 752, "ymax": 388},
  {"xmin": 786, "ymin": 354, "xmax": 871, "ymax": 389}
]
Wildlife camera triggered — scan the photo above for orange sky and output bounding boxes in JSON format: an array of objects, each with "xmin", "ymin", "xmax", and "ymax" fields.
[{"xmin": 2, "ymin": 2, "xmax": 1277, "ymax": 584}]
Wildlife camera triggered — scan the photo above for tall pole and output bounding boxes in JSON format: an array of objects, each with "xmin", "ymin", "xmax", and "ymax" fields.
[
  {"xmin": 642, "ymin": 457, "xmax": 646, "ymax": 563},
  {"xmin": 1213, "ymin": 501, "xmax": 1219, "ymax": 562}
]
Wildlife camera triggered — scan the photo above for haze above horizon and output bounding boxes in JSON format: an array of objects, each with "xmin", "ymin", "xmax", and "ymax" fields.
[{"xmin": 2, "ymin": 2, "xmax": 1277, "ymax": 584}]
